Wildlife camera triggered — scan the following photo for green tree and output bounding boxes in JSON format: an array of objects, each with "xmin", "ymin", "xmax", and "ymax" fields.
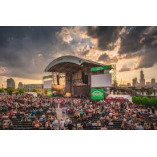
[
  {"xmin": 132, "ymin": 96, "xmax": 157, "ymax": 107},
  {"xmin": 0, "ymin": 88, "xmax": 4, "ymax": 93},
  {"xmin": 7, "ymin": 88, "xmax": 14, "ymax": 95},
  {"xmin": 142, "ymin": 97, "xmax": 149, "ymax": 107},
  {"xmin": 18, "ymin": 88, "xmax": 24, "ymax": 95},
  {"xmin": 37, "ymin": 93, "xmax": 41, "ymax": 97},
  {"xmin": 32, "ymin": 89, "xmax": 37, "ymax": 92}
]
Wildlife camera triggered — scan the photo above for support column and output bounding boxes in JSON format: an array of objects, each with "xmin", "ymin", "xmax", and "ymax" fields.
[{"xmin": 65, "ymin": 73, "xmax": 72, "ymax": 94}]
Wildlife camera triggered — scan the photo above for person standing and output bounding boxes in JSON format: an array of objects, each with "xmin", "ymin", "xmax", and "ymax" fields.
[
  {"xmin": 136, "ymin": 122, "xmax": 143, "ymax": 130},
  {"xmin": 60, "ymin": 119, "xmax": 65, "ymax": 130},
  {"xmin": 152, "ymin": 106, "xmax": 155, "ymax": 114},
  {"xmin": 80, "ymin": 108, "xmax": 83, "ymax": 119}
]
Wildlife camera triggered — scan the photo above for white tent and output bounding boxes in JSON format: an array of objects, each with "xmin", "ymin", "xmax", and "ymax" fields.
[
  {"xmin": 25, "ymin": 92, "xmax": 38, "ymax": 97},
  {"xmin": 107, "ymin": 94, "xmax": 132, "ymax": 102}
]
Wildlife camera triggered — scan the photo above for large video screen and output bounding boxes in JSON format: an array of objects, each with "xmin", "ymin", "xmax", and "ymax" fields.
[
  {"xmin": 43, "ymin": 80, "xmax": 52, "ymax": 89},
  {"xmin": 91, "ymin": 73, "xmax": 112, "ymax": 87}
]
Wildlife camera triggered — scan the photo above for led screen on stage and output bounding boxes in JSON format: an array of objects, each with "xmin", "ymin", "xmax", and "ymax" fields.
[{"xmin": 91, "ymin": 73, "xmax": 112, "ymax": 87}]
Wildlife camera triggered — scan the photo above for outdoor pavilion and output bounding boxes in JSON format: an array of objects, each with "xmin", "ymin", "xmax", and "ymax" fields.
[{"xmin": 44, "ymin": 55, "xmax": 105, "ymax": 97}]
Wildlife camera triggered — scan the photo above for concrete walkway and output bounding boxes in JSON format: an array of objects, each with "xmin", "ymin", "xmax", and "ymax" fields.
[{"xmin": 56, "ymin": 107, "xmax": 68, "ymax": 121}]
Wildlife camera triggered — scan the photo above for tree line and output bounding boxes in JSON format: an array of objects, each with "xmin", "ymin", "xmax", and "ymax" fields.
[
  {"xmin": 132, "ymin": 96, "xmax": 157, "ymax": 107},
  {"xmin": 0, "ymin": 88, "xmax": 38, "ymax": 95}
]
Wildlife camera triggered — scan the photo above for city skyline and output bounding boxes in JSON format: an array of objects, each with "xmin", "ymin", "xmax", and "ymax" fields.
[
  {"xmin": 132, "ymin": 70, "xmax": 156, "ymax": 87},
  {"xmin": 0, "ymin": 26, "xmax": 157, "ymax": 88},
  {"xmin": 3, "ymin": 68, "xmax": 157, "ymax": 89}
]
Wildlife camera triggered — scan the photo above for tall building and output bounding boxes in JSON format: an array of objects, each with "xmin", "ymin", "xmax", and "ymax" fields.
[
  {"xmin": 151, "ymin": 78, "xmax": 155, "ymax": 87},
  {"xmin": 140, "ymin": 70, "xmax": 145, "ymax": 87},
  {"xmin": 127, "ymin": 83, "xmax": 131, "ymax": 87},
  {"xmin": 18, "ymin": 82, "xmax": 24, "ymax": 89},
  {"xmin": 24, "ymin": 84, "xmax": 43, "ymax": 93},
  {"xmin": 7, "ymin": 78, "xmax": 15, "ymax": 89},
  {"xmin": 146, "ymin": 82, "xmax": 151, "ymax": 87},
  {"xmin": 132, "ymin": 77, "xmax": 137, "ymax": 87}
]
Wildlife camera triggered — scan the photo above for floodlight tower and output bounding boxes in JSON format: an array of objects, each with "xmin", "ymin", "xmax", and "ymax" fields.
[
  {"xmin": 112, "ymin": 64, "xmax": 117, "ymax": 87},
  {"xmin": 111, "ymin": 64, "xmax": 117, "ymax": 94}
]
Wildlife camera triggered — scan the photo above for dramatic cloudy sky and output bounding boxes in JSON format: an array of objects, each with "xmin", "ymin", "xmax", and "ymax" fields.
[{"xmin": 0, "ymin": 26, "xmax": 157, "ymax": 87}]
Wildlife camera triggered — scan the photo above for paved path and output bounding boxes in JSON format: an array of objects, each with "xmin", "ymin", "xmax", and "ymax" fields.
[{"xmin": 56, "ymin": 107, "xmax": 68, "ymax": 121}]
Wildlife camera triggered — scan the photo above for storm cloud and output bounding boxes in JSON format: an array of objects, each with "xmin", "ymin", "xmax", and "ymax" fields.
[
  {"xmin": 118, "ymin": 27, "xmax": 148, "ymax": 54},
  {"xmin": 87, "ymin": 26, "xmax": 123, "ymax": 51},
  {"xmin": 119, "ymin": 26, "xmax": 157, "ymax": 70},
  {"xmin": 0, "ymin": 26, "xmax": 83, "ymax": 79},
  {"xmin": 0, "ymin": 26, "xmax": 157, "ymax": 81},
  {"xmin": 87, "ymin": 26, "xmax": 157, "ymax": 71},
  {"xmin": 98, "ymin": 53, "xmax": 118, "ymax": 64}
]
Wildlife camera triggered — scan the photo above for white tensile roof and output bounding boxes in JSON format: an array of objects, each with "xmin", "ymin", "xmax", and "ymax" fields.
[{"xmin": 44, "ymin": 55, "xmax": 105, "ymax": 73}]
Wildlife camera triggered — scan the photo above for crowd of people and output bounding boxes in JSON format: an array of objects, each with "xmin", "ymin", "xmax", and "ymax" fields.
[
  {"xmin": 60, "ymin": 98, "xmax": 157, "ymax": 130},
  {"xmin": 0, "ymin": 95, "xmax": 157, "ymax": 130}
]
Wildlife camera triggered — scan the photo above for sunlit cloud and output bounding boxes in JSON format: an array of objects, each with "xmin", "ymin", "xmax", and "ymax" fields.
[{"xmin": 0, "ymin": 26, "xmax": 157, "ymax": 88}]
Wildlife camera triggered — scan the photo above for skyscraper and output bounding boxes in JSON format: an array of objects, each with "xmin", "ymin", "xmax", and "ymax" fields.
[
  {"xmin": 140, "ymin": 70, "xmax": 145, "ymax": 87},
  {"xmin": 7, "ymin": 78, "xmax": 15, "ymax": 89},
  {"xmin": 132, "ymin": 77, "xmax": 137, "ymax": 87},
  {"xmin": 151, "ymin": 78, "xmax": 155, "ymax": 87},
  {"xmin": 18, "ymin": 82, "xmax": 24, "ymax": 89}
]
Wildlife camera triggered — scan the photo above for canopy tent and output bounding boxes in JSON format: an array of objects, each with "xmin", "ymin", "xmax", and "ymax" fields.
[
  {"xmin": 25, "ymin": 92, "xmax": 38, "ymax": 97},
  {"xmin": 105, "ymin": 97, "xmax": 114, "ymax": 102},
  {"xmin": 106, "ymin": 95, "xmax": 132, "ymax": 102}
]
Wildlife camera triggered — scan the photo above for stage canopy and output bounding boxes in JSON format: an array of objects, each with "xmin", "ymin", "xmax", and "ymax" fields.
[{"xmin": 44, "ymin": 55, "xmax": 104, "ymax": 73}]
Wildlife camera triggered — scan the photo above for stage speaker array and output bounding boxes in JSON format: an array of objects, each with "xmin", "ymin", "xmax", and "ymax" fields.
[
  {"xmin": 82, "ymin": 71, "xmax": 88, "ymax": 84},
  {"xmin": 57, "ymin": 74, "xmax": 60, "ymax": 85}
]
